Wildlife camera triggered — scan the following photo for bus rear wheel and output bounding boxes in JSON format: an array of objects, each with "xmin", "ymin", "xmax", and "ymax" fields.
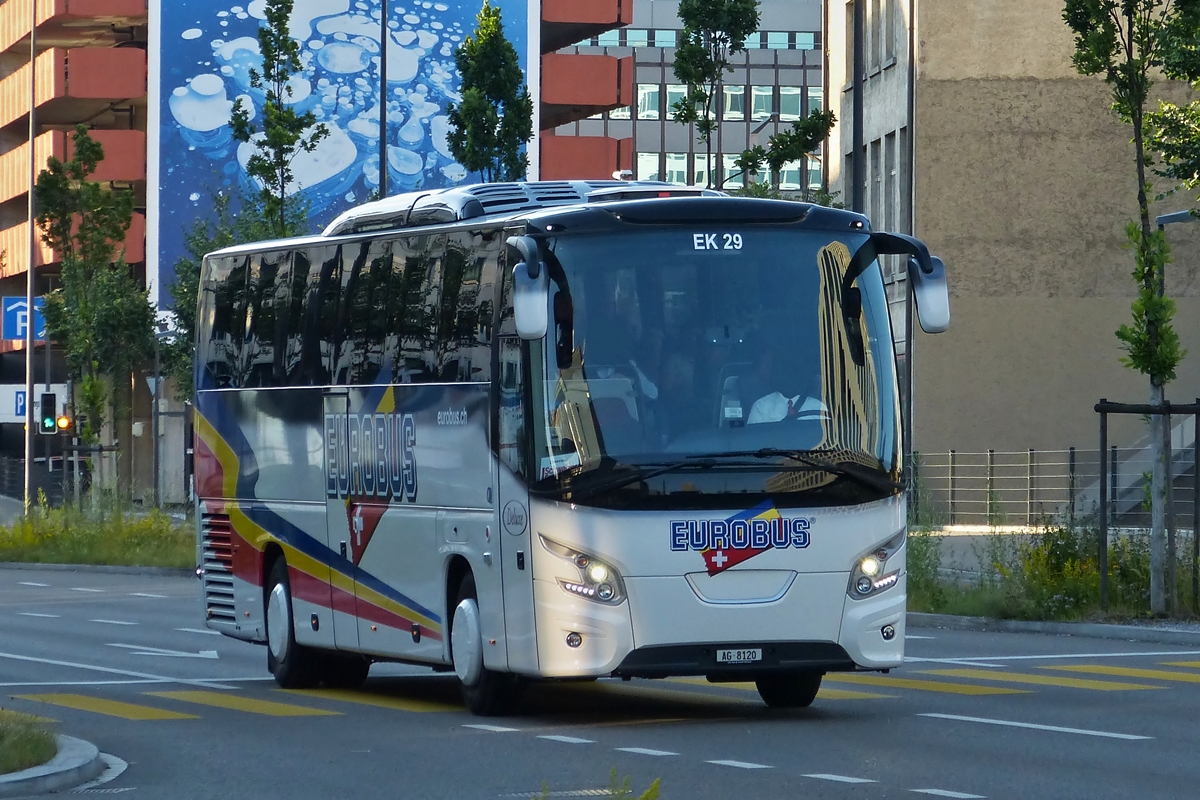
[
  {"xmin": 265, "ymin": 557, "xmax": 320, "ymax": 689},
  {"xmin": 755, "ymin": 671, "xmax": 823, "ymax": 708},
  {"xmin": 451, "ymin": 574, "xmax": 523, "ymax": 716}
]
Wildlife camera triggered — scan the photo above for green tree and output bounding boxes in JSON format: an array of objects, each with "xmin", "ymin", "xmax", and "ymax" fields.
[
  {"xmin": 35, "ymin": 125, "xmax": 155, "ymax": 468},
  {"xmin": 1063, "ymin": 0, "xmax": 1200, "ymax": 614},
  {"xmin": 230, "ymin": 0, "xmax": 329, "ymax": 235},
  {"xmin": 727, "ymin": 109, "xmax": 836, "ymax": 190},
  {"xmin": 670, "ymin": 0, "xmax": 761, "ymax": 187},
  {"xmin": 446, "ymin": 0, "xmax": 534, "ymax": 182}
]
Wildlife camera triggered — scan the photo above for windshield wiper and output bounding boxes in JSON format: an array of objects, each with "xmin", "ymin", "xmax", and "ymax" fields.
[
  {"xmin": 530, "ymin": 458, "xmax": 722, "ymax": 502},
  {"xmin": 686, "ymin": 448, "xmax": 904, "ymax": 494}
]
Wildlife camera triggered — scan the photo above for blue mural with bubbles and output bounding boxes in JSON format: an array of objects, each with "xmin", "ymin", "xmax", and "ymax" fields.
[{"xmin": 154, "ymin": 0, "xmax": 531, "ymax": 306}]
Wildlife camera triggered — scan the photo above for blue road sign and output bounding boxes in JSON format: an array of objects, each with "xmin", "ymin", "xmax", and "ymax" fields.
[
  {"xmin": 15, "ymin": 390, "xmax": 24, "ymax": 418},
  {"xmin": 2, "ymin": 297, "xmax": 46, "ymax": 341}
]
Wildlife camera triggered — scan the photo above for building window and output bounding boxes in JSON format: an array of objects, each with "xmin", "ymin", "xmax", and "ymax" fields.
[
  {"xmin": 723, "ymin": 85, "xmax": 745, "ymax": 121},
  {"xmin": 597, "ymin": 29, "xmax": 619, "ymax": 47},
  {"xmin": 766, "ymin": 31, "xmax": 789, "ymax": 50},
  {"xmin": 870, "ymin": 138, "xmax": 882, "ymax": 225},
  {"xmin": 666, "ymin": 84, "xmax": 688, "ymax": 118},
  {"xmin": 807, "ymin": 86, "xmax": 823, "ymax": 114},
  {"xmin": 807, "ymin": 154, "xmax": 822, "ymax": 190},
  {"xmin": 779, "ymin": 86, "xmax": 802, "ymax": 121},
  {"xmin": 870, "ymin": 0, "xmax": 881, "ymax": 70},
  {"xmin": 694, "ymin": 153, "xmax": 716, "ymax": 188},
  {"xmin": 722, "ymin": 154, "xmax": 744, "ymax": 189},
  {"xmin": 652, "ymin": 29, "xmax": 677, "ymax": 48},
  {"xmin": 637, "ymin": 84, "xmax": 661, "ymax": 120},
  {"xmin": 666, "ymin": 153, "xmax": 688, "ymax": 185},
  {"xmin": 637, "ymin": 152, "xmax": 661, "ymax": 181},
  {"xmin": 779, "ymin": 160, "xmax": 803, "ymax": 191},
  {"xmin": 625, "ymin": 28, "xmax": 649, "ymax": 48},
  {"xmin": 751, "ymin": 86, "xmax": 774, "ymax": 121},
  {"xmin": 885, "ymin": 0, "xmax": 897, "ymax": 61},
  {"xmin": 796, "ymin": 32, "xmax": 816, "ymax": 50},
  {"xmin": 609, "ymin": 105, "xmax": 631, "ymax": 120},
  {"xmin": 884, "ymin": 131, "xmax": 896, "ymax": 230}
]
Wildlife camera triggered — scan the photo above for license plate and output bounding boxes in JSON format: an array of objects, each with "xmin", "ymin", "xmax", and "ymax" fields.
[{"xmin": 716, "ymin": 648, "xmax": 762, "ymax": 664}]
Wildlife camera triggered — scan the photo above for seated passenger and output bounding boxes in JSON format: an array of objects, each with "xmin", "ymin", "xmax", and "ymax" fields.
[{"xmin": 743, "ymin": 344, "xmax": 826, "ymax": 425}]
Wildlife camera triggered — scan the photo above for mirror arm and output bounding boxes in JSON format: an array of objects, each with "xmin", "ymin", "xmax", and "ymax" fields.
[{"xmin": 506, "ymin": 235, "xmax": 542, "ymax": 279}]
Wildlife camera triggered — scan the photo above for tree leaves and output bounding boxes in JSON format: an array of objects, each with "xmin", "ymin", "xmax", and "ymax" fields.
[{"xmin": 445, "ymin": 0, "xmax": 533, "ymax": 182}]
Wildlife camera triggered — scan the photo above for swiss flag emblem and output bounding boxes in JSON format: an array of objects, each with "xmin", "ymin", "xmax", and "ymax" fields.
[
  {"xmin": 344, "ymin": 500, "xmax": 386, "ymax": 566},
  {"xmin": 701, "ymin": 501, "xmax": 782, "ymax": 576}
]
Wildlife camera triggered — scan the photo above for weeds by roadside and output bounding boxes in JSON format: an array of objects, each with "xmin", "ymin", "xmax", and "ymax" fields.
[
  {"xmin": 0, "ymin": 709, "xmax": 57, "ymax": 775},
  {"xmin": 533, "ymin": 769, "xmax": 661, "ymax": 799},
  {"xmin": 0, "ymin": 498, "xmax": 192, "ymax": 568}
]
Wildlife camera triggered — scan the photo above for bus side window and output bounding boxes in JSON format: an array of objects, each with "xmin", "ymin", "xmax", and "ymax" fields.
[
  {"xmin": 301, "ymin": 245, "xmax": 339, "ymax": 386},
  {"xmin": 391, "ymin": 235, "xmax": 441, "ymax": 384},
  {"xmin": 438, "ymin": 231, "xmax": 500, "ymax": 383},
  {"xmin": 199, "ymin": 255, "xmax": 244, "ymax": 390},
  {"xmin": 497, "ymin": 336, "xmax": 526, "ymax": 478},
  {"xmin": 242, "ymin": 251, "xmax": 289, "ymax": 389},
  {"xmin": 334, "ymin": 239, "xmax": 395, "ymax": 385}
]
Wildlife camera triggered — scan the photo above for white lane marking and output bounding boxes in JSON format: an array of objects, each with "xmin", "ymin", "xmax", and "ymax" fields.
[
  {"xmin": 614, "ymin": 747, "xmax": 678, "ymax": 756},
  {"xmin": 91, "ymin": 619, "xmax": 138, "ymax": 626},
  {"xmin": 911, "ymin": 790, "xmax": 986, "ymax": 799},
  {"xmin": 0, "ymin": 679, "xmax": 173, "ymax": 687},
  {"xmin": 707, "ymin": 760, "xmax": 771, "ymax": 770},
  {"xmin": 803, "ymin": 774, "xmax": 877, "ymax": 784},
  {"xmin": 910, "ymin": 649, "xmax": 1200, "ymax": 664},
  {"xmin": 131, "ymin": 593, "xmax": 167, "ymax": 599},
  {"xmin": 176, "ymin": 627, "xmax": 221, "ymax": 636},
  {"xmin": 919, "ymin": 713, "xmax": 1153, "ymax": 741},
  {"xmin": 70, "ymin": 588, "xmax": 104, "ymax": 593},
  {"xmin": 905, "ymin": 635, "xmax": 936, "ymax": 640},
  {"xmin": 906, "ymin": 658, "xmax": 1006, "ymax": 668},
  {"xmin": 70, "ymin": 753, "xmax": 128, "ymax": 792},
  {"xmin": 18, "ymin": 581, "xmax": 49, "ymax": 587},
  {"xmin": 464, "ymin": 723, "xmax": 520, "ymax": 732},
  {"xmin": 0, "ymin": 650, "xmax": 233, "ymax": 689},
  {"xmin": 107, "ymin": 643, "xmax": 218, "ymax": 659},
  {"xmin": 538, "ymin": 735, "xmax": 594, "ymax": 744},
  {"xmin": 17, "ymin": 612, "xmax": 59, "ymax": 618}
]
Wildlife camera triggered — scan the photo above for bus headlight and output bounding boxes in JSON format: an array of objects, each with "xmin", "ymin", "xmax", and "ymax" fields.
[
  {"xmin": 540, "ymin": 534, "xmax": 626, "ymax": 605},
  {"xmin": 847, "ymin": 530, "xmax": 905, "ymax": 600}
]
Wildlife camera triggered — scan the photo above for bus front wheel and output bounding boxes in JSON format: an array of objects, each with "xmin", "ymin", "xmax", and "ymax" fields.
[
  {"xmin": 265, "ymin": 557, "xmax": 320, "ymax": 689},
  {"xmin": 755, "ymin": 671, "xmax": 823, "ymax": 708},
  {"xmin": 451, "ymin": 574, "xmax": 522, "ymax": 716}
]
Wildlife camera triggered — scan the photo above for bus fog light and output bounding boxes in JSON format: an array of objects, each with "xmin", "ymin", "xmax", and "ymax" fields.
[
  {"xmin": 855, "ymin": 576, "xmax": 873, "ymax": 595},
  {"xmin": 596, "ymin": 583, "xmax": 615, "ymax": 601},
  {"xmin": 566, "ymin": 632, "xmax": 583, "ymax": 648},
  {"xmin": 881, "ymin": 624, "xmax": 895, "ymax": 641}
]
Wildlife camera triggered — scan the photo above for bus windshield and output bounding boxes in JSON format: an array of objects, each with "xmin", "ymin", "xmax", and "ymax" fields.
[{"xmin": 528, "ymin": 226, "xmax": 900, "ymax": 509}]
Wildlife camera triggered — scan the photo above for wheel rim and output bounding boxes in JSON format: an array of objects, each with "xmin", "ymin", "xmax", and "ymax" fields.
[
  {"xmin": 451, "ymin": 598, "xmax": 483, "ymax": 687},
  {"xmin": 267, "ymin": 582, "xmax": 291, "ymax": 663}
]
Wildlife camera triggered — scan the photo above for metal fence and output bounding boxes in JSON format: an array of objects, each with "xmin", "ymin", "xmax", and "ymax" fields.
[{"xmin": 910, "ymin": 447, "xmax": 1198, "ymax": 530}]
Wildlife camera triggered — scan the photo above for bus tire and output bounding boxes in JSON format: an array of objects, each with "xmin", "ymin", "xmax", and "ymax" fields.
[
  {"xmin": 320, "ymin": 654, "xmax": 371, "ymax": 689},
  {"xmin": 755, "ymin": 671, "xmax": 823, "ymax": 708},
  {"xmin": 451, "ymin": 574, "xmax": 523, "ymax": 716},
  {"xmin": 265, "ymin": 557, "xmax": 320, "ymax": 689}
]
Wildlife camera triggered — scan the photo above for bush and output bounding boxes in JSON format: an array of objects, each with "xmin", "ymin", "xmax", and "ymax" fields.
[
  {"xmin": 0, "ymin": 710, "xmax": 56, "ymax": 775},
  {"xmin": 0, "ymin": 500, "xmax": 192, "ymax": 568},
  {"xmin": 906, "ymin": 528, "xmax": 946, "ymax": 611}
]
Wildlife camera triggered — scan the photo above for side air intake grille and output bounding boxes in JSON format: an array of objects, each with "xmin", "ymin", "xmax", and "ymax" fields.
[{"xmin": 201, "ymin": 513, "xmax": 236, "ymax": 623}]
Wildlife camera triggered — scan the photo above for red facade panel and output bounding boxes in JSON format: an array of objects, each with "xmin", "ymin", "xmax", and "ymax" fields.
[
  {"xmin": 541, "ymin": 134, "xmax": 632, "ymax": 181},
  {"xmin": 66, "ymin": 47, "xmax": 145, "ymax": 98},
  {"xmin": 541, "ymin": 53, "xmax": 632, "ymax": 128}
]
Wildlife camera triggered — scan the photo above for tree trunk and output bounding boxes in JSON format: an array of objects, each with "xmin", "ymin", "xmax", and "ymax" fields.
[{"xmin": 1150, "ymin": 381, "xmax": 1167, "ymax": 615}]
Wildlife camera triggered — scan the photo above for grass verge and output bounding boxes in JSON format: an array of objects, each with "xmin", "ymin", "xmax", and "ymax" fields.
[
  {"xmin": 0, "ymin": 502, "xmax": 192, "ymax": 569},
  {"xmin": 0, "ymin": 710, "xmax": 57, "ymax": 775}
]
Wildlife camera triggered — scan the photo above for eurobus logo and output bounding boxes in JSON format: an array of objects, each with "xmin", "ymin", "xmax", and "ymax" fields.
[
  {"xmin": 325, "ymin": 412, "xmax": 417, "ymax": 502},
  {"xmin": 670, "ymin": 501, "xmax": 812, "ymax": 576}
]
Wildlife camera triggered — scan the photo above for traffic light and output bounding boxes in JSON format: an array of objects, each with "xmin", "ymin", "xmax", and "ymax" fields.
[
  {"xmin": 56, "ymin": 413, "xmax": 71, "ymax": 433},
  {"xmin": 38, "ymin": 393, "xmax": 56, "ymax": 435}
]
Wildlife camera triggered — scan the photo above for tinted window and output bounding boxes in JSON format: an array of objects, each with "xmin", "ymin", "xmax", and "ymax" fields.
[
  {"xmin": 332, "ymin": 239, "xmax": 395, "ymax": 385},
  {"xmin": 241, "ymin": 251, "xmax": 289, "ymax": 388},
  {"xmin": 439, "ymin": 230, "xmax": 500, "ymax": 382},
  {"xmin": 199, "ymin": 255, "xmax": 248, "ymax": 389},
  {"xmin": 300, "ymin": 244, "xmax": 341, "ymax": 386}
]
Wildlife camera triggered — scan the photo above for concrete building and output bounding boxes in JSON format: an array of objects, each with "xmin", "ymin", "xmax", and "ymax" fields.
[
  {"xmin": 545, "ymin": 0, "xmax": 824, "ymax": 189},
  {"xmin": 824, "ymin": 0, "xmax": 1200, "ymax": 484}
]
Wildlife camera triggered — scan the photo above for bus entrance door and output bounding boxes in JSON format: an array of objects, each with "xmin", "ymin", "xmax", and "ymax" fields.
[
  {"xmin": 497, "ymin": 467, "xmax": 538, "ymax": 673},
  {"xmin": 322, "ymin": 390, "xmax": 360, "ymax": 651}
]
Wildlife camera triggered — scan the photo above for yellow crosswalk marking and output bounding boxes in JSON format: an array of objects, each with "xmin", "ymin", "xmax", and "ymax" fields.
[
  {"xmin": 825, "ymin": 674, "xmax": 1029, "ymax": 695},
  {"xmin": 918, "ymin": 668, "xmax": 1161, "ymax": 691},
  {"xmin": 1045, "ymin": 665, "xmax": 1200, "ymax": 684},
  {"xmin": 15, "ymin": 694, "xmax": 197, "ymax": 721},
  {"xmin": 284, "ymin": 688, "xmax": 460, "ymax": 713},
  {"xmin": 669, "ymin": 676, "xmax": 891, "ymax": 700},
  {"xmin": 147, "ymin": 691, "xmax": 341, "ymax": 717},
  {"xmin": 1161, "ymin": 661, "xmax": 1200, "ymax": 669}
]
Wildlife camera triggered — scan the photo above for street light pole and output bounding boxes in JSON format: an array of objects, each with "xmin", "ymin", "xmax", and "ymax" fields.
[
  {"xmin": 23, "ymin": 0, "xmax": 38, "ymax": 514},
  {"xmin": 379, "ymin": 0, "xmax": 389, "ymax": 199}
]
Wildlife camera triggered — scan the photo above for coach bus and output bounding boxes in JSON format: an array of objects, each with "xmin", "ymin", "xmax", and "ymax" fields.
[{"xmin": 194, "ymin": 180, "xmax": 950, "ymax": 715}]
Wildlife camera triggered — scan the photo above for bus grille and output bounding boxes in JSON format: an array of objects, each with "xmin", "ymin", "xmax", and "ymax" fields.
[{"xmin": 201, "ymin": 513, "xmax": 236, "ymax": 623}]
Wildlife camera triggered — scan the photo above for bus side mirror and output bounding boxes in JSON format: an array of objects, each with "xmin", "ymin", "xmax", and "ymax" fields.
[
  {"xmin": 907, "ymin": 255, "xmax": 950, "ymax": 333},
  {"xmin": 508, "ymin": 236, "xmax": 549, "ymax": 340}
]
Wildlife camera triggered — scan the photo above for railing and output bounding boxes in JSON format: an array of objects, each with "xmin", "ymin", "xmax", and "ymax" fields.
[{"xmin": 910, "ymin": 447, "xmax": 1198, "ymax": 530}]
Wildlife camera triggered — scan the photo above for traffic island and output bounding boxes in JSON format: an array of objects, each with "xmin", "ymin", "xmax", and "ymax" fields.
[{"xmin": 0, "ymin": 734, "xmax": 104, "ymax": 797}]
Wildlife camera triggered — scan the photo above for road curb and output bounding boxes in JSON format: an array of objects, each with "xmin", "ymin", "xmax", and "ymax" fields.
[
  {"xmin": 909, "ymin": 611, "xmax": 1200, "ymax": 646},
  {"xmin": 0, "ymin": 735, "xmax": 104, "ymax": 798},
  {"xmin": 0, "ymin": 562, "xmax": 193, "ymax": 578}
]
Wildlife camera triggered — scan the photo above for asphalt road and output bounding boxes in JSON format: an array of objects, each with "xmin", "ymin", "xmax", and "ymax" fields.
[{"xmin": 2, "ymin": 568, "xmax": 1198, "ymax": 800}]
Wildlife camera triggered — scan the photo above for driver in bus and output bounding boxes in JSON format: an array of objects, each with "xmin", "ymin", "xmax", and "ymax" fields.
[{"xmin": 744, "ymin": 341, "xmax": 826, "ymax": 425}]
